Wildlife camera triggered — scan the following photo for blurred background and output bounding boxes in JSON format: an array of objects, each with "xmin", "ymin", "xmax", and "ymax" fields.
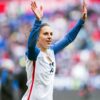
[{"xmin": 0, "ymin": 0, "xmax": 100, "ymax": 100}]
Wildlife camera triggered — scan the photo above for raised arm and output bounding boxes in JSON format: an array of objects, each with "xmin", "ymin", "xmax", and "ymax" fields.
[
  {"xmin": 26, "ymin": 1, "xmax": 43, "ymax": 60},
  {"xmin": 51, "ymin": 0, "xmax": 87, "ymax": 54}
]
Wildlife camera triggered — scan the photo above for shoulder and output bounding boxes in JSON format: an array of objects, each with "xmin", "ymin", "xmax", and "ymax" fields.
[{"xmin": 25, "ymin": 47, "xmax": 40, "ymax": 61}]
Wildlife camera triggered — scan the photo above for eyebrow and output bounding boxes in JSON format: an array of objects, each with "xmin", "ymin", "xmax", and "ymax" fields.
[{"xmin": 43, "ymin": 32, "xmax": 53, "ymax": 34}]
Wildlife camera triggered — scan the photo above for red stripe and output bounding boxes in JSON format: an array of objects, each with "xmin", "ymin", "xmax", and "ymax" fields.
[{"xmin": 27, "ymin": 61, "xmax": 36, "ymax": 100}]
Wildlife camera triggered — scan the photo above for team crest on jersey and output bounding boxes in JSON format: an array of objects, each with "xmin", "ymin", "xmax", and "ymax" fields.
[{"xmin": 49, "ymin": 62, "xmax": 54, "ymax": 73}]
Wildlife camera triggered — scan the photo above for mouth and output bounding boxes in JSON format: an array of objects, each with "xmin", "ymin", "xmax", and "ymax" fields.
[{"xmin": 46, "ymin": 40, "xmax": 52, "ymax": 44}]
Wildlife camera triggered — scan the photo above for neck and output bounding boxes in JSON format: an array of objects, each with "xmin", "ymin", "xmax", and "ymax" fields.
[
  {"xmin": 37, "ymin": 43, "xmax": 48, "ymax": 52},
  {"xmin": 41, "ymin": 48, "xmax": 47, "ymax": 52}
]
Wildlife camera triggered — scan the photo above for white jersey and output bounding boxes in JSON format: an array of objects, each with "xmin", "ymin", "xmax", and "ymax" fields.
[
  {"xmin": 22, "ymin": 49, "xmax": 56, "ymax": 100},
  {"xmin": 22, "ymin": 18, "xmax": 84, "ymax": 100}
]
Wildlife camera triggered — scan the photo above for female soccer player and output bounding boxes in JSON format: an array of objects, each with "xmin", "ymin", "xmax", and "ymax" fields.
[{"xmin": 22, "ymin": 0, "xmax": 87, "ymax": 100}]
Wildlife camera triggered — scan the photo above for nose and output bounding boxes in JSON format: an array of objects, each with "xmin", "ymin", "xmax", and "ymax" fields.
[{"xmin": 48, "ymin": 34, "xmax": 52, "ymax": 40}]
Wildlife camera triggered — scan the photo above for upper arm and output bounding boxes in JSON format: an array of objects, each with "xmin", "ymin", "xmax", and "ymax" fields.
[
  {"xmin": 52, "ymin": 19, "xmax": 84, "ymax": 54},
  {"xmin": 26, "ymin": 46, "xmax": 40, "ymax": 60}
]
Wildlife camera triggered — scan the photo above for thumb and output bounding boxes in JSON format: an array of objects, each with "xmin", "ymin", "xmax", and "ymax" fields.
[{"xmin": 40, "ymin": 5, "xmax": 43, "ymax": 12}]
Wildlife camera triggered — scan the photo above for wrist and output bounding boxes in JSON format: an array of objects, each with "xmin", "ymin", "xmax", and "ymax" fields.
[{"xmin": 81, "ymin": 13, "xmax": 87, "ymax": 21}]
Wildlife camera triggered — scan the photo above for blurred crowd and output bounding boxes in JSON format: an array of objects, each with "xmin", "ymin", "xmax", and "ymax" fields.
[{"xmin": 0, "ymin": 1, "xmax": 100, "ymax": 100}]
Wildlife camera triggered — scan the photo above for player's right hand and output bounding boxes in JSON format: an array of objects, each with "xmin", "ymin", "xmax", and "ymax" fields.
[{"xmin": 31, "ymin": 0, "xmax": 43, "ymax": 20}]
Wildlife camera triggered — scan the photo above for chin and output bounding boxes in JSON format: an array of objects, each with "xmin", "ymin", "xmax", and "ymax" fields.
[{"xmin": 45, "ymin": 45, "xmax": 50, "ymax": 49}]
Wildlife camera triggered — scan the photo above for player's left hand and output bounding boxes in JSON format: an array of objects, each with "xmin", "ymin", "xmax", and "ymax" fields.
[{"xmin": 82, "ymin": 0, "xmax": 87, "ymax": 20}]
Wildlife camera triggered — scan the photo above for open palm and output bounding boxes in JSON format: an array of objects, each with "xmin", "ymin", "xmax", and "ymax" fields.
[{"xmin": 31, "ymin": 1, "xmax": 43, "ymax": 20}]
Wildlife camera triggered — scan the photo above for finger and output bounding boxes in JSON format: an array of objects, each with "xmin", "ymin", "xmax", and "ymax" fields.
[
  {"xmin": 31, "ymin": 1, "xmax": 35, "ymax": 5},
  {"xmin": 40, "ymin": 5, "xmax": 43, "ymax": 12},
  {"xmin": 31, "ymin": 5, "xmax": 35, "ymax": 11},
  {"xmin": 82, "ymin": 0, "xmax": 87, "ymax": 12},
  {"xmin": 31, "ymin": 2, "xmax": 35, "ymax": 8},
  {"xmin": 83, "ymin": 0, "xmax": 86, "ymax": 9},
  {"xmin": 31, "ymin": 1, "xmax": 36, "ymax": 7},
  {"xmin": 83, "ymin": 7, "xmax": 87, "ymax": 13},
  {"xmin": 34, "ymin": 1, "xmax": 37, "ymax": 8},
  {"xmin": 31, "ymin": 1, "xmax": 37, "ymax": 11},
  {"xmin": 83, "ymin": 0, "xmax": 85, "ymax": 5}
]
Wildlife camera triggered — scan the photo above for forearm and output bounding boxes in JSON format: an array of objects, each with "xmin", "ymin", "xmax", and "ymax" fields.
[
  {"xmin": 52, "ymin": 19, "xmax": 85, "ymax": 54},
  {"xmin": 66, "ymin": 18, "xmax": 84, "ymax": 42},
  {"xmin": 28, "ymin": 19, "xmax": 41, "ymax": 49}
]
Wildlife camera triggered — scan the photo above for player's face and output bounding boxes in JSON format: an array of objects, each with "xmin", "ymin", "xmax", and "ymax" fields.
[{"xmin": 37, "ymin": 25, "xmax": 53, "ymax": 51}]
